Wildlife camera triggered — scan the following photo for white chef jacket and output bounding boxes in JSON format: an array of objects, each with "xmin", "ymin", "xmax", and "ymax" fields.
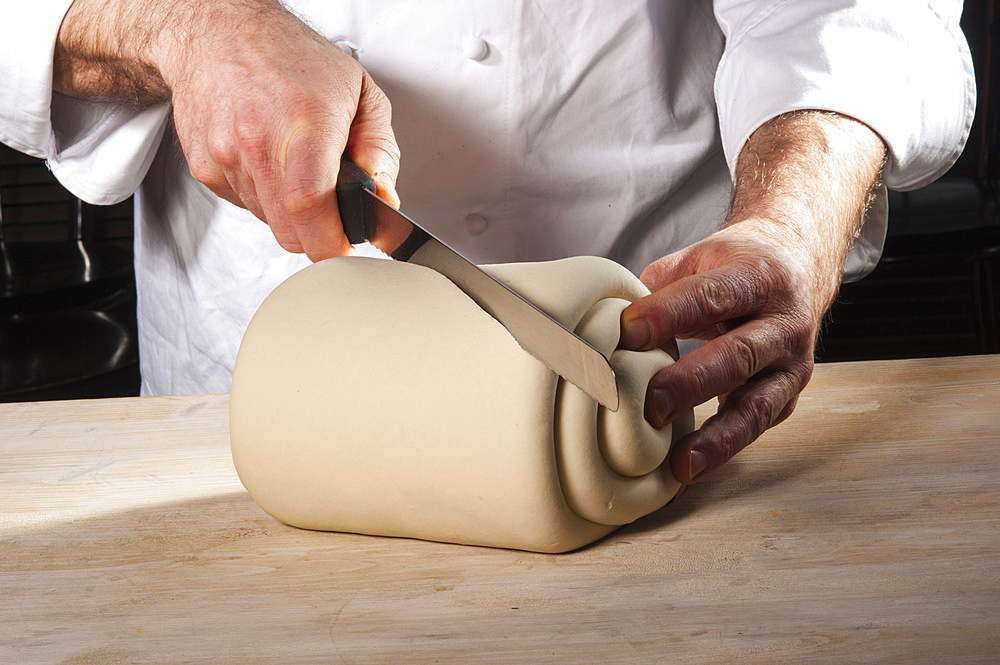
[{"xmin": 0, "ymin": 2, "xmax": 975, "ymax": 396}]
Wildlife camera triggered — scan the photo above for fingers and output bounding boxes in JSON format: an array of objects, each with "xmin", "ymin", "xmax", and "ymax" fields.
[
  {"xmin": 619, "ymin": 228, "xmax": 824, "ymax": 484},
  {"xmin": 343, "ymin": 71, "xmax": 410, "ymax": 254},
  {"xmin": 273, "ymin": 70, "xmax": 400, "ymax": 261},
  {"xmin": 270, "ymin": 70, "xmax": 399, "ymax": 261},
  {"xmin": 668, "ymin": 367, "xmax": 808, "ymax": 484},
  {"xmin": 170, "ymin": 11, "xmax": 401, "ymax": 262},
  {"xmin": 621, "ymin": 267, "xmax": 763, "ymax": 350},
  {"xmin": 642, "ymin": 316, "xmax": 809, "ymax": 428},
  {"xmin": 346, "ymin": 71, "xmax": 401, "ymax": 208},
  {"xmin": 276, "ymin": 118, "xmax": 353, "ymax": 261},
  {"xmin": 621, "ymin": 237, "xmax": 797, "ymax": 352}
]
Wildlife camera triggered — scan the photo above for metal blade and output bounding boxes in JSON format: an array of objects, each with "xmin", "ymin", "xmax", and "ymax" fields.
[{"xmin": 366, "ymin": 190, "xmax": 619, "ymax": 411}]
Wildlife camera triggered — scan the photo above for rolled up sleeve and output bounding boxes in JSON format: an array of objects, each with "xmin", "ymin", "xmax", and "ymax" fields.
[
  {"xmin": 713, "ymin": 0, "xmax": 976, "ymax": 279},
  {"xmin": 0, "ymin": 2, "xmax": 170, "ymax": 205}
]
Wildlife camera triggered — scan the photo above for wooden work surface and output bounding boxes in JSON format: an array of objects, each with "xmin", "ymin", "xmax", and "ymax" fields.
[{"xmin": 1, "ymin": 356, "xmax": 998, "ymax": 664}]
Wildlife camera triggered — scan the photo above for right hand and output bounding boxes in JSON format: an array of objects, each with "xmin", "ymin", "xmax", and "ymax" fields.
[{"xmin": 158, "ymin": 1, "xmax": 400, "ymax": 261}]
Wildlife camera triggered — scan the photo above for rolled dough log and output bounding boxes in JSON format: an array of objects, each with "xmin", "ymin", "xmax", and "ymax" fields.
[{"xmin": 230, "ymin": 255, "xmax": 693, "ymax": 553}]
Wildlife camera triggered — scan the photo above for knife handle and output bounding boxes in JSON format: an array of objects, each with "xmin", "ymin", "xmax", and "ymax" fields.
[{"xmin": 336, "ymin": 157, "xmax": 376, "ymax": 245}]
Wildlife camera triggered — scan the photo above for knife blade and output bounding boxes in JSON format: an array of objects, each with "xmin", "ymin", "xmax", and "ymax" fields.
[{"xmin": 336, "ymin": 158, "xmax": 619, "ymax": 411}]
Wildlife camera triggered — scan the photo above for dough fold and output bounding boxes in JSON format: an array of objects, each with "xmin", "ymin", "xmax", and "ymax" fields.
[{"xmin": 230, "ymin": 255, "xmax": 693, "ymax": 553}]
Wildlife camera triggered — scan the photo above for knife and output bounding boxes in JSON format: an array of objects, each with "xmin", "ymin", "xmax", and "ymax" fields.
[{"xmin": 336, "ymin": 158, "xmax": 619, "ymax": 411}]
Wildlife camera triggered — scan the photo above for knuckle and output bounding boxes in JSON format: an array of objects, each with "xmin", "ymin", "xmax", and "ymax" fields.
[
  {"xmin": 186, "ymin": 157, "xmax": 214, "ymax": 186},
  {"xmin": 284, "ymin": 88, "xmax": 322, "ymax": 119},
  {"xmin": 790, "ymin": 358, "xmax": 814, "ymax": 388},
  {"xmin": 783, "ymin": 314, "xmax": 819, "ymax": 357},
  {"xmin": 756, "ymin": 251, "xmax": 795, "ymax": 285},
  {"xmin": 361, "ymin": 70, "xmax": 392, "ymax": 108},
  {"xmin": 377, "ymin": 135, "xmax": 402, "ymax": 166},
  {"xmin": 684, "ymin": 361, "xmax": 716, "ymax": 401},
  {"xmin": 234, "ymin": 118, "xmax": 268, "ymax": 155},
  {"xmin": 716, "ymin": 421, "xmax": 751, "ymax": 465},
  {"xmin": 791, "ymin": 314, "xmax": 815, "ymax": 341},
  {"xmin": 366, "ymin": 81, "xmax": 392, "ymax": 117},
  {"xmin": 361, "ymin": 135, "xmax": 402, "ymax": 171},
  {"xmin": 771, "ymin": 372, "xmax": 798, "ymax": 407},
  {"xmin": 283, "ymin": 184, "xmax": 329, "ymax": 219},
  {"xmin": 694, "ymin": 417, "xmax": 743, "ymax": 469},
  {"xmin": 205, "ymin": 129, "xmax": 238, "ymax": 168},
  {"xmin": 655, "ymin": 363, "xmax": 706, "ymax": 410},
  {"xmin": 727, "ymin": 332, "xmax": 760, "ymax": 378},
  {"xmin": 739, "ymin": 391, "xmax": 774, "ymax": 442},
  {"xmin": 188, "ymin": 160, "xmax": 228, "ymax": 194},
  {"xmin": 744, "ymin": 253, "xmax": 797, "ymax": 306},
  {"xmin": 776, "ymin": 395, "xmax": 800, "ymax": 425},
  {"xmin": 284, "ymin": 92, "xmax": 343, "ymax": 140},
  {"xmin": 693, "ymin": 275, "xmax": 737, "ymax": 319}
]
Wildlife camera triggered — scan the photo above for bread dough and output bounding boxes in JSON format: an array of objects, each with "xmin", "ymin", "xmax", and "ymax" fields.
[{"xmin": 230, "ymin": 255, "xmax": 693, "ymax": 553}]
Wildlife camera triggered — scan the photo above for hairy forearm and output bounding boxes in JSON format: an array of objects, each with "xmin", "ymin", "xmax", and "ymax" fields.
[
  {"xmin": 52, "ymin": 0, "xmax": 400, "ymax": 260},
  {"xmin": 52, "ymin": 0, "xmax": 289, "ymax": 106},
  {"xmin": 728, "ymin": 111, "xmax": 886, "ymax": 319},
  {"xmin": 624, "ymin": 112, "xmax": 886, "ymax": 479},
  {"xmin": 54, "ymin": 0, "xmax": 174, "ymax": 104}
]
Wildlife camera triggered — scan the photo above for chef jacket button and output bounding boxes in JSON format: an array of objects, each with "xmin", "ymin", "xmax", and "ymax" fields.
[
  {"xmin": 462, "ymin": 36, "xmax": 490, "ymax": 62},
  {"xmin": 464, "ymin": 213, "xmax": 488, "ymax": 236}
]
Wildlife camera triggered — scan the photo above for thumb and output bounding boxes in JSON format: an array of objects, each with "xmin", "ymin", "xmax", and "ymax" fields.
[
  {"xmin": 619, "ymin": 246, "xmax": 699, "ymax": 351},
  {"xmin": 638, "ymin": 246, "xmax": 694, "ymax": 293}
]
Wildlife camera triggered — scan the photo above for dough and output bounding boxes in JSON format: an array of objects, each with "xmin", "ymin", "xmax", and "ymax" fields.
[{"xmin": 230, "ymin": 255, "xmax": 693, "ymax": 553}]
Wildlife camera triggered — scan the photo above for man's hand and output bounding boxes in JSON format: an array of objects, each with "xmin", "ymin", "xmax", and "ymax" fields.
[
  {"xmin": 54, "ymin": 0, "xmax": 400, "ymax": 261},
  {"xmin": 621, "ymin": 111, "xmax": 886, "ymax": 484}
]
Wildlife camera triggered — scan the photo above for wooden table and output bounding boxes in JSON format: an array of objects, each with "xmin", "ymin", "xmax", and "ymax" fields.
[{"xmin": 2, "ymin": 356, "xmax": 998, "ymax": 664}]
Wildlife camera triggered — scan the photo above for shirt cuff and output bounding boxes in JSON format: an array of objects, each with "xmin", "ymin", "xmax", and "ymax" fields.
[
  {"xmin": 48, "ymin": 94, "xmax": 170, "ymax": 205},
  {"xmin": 714, "ymin": 1, "xmax": 975, "ymax": 189},
  {"xmin": 0, "ymin": 1, "xmax": 170, "ymax": 205},
  {"xmin": 713, "ymin": 0, "xmax": 975, "ymax": 279},
  {"xmin": 0, "ymin": 0, "xmax": 76, "ymax": 158}
]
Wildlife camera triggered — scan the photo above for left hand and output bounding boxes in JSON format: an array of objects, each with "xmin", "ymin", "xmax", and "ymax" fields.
[
  {"xmin": 618, "ymin": 110, "xmax": 886, "ymax": 485},
  {"xmin": 619, "ymin": 219, "xmax": 826, "ymax": 485}
]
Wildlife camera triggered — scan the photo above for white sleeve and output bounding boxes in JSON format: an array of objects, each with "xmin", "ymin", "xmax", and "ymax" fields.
[
  {"xmin": 713, "ymin": 0, "xmax": 976, "ymax": 280},
  {"xmin": 0, "ymin": 3, "xmax": 170, "ymax": 205}
]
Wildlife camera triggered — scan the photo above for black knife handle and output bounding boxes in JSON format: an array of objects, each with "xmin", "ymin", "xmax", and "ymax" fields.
[{"xmin": 336, "ymin": 157, "xmax": 377, "ymax": 245}]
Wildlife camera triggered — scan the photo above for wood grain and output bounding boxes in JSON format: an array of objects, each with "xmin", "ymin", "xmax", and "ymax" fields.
[{"xmin": 1, "ymin": 356, "xmax": 998, "ymax": 664}]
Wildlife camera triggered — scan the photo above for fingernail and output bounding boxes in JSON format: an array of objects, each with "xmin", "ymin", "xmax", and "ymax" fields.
[
  {"xmin": 622, "ymin": 318, "xmax": 651, "ymax": 349},
  {"xmin": 689, "ymin": 450, "xmax": 709, "ymax": 480},
  {"xmin": 651, "ymin": 387, "xmax": 676, "ymax": 425}
]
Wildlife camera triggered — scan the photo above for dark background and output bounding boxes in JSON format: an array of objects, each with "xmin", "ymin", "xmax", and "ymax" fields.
[{"xmin": 1, "ymin": 3, "xmax": 997, "ymax": 402}]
